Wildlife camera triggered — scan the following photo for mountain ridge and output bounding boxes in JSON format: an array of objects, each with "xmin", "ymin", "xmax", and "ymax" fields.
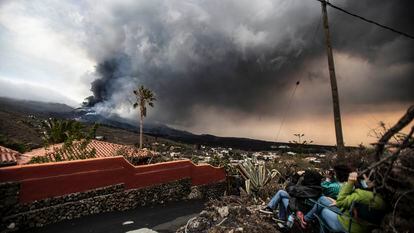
[{"xmin": 0, "ymin": 97, "xmax": 347, "ymax": 152}]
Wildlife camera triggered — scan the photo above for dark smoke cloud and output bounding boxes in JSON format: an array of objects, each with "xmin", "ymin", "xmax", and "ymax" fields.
[
  {"xmin": 330, "ymin": 0, "xmax": 414, "ymax": 64},
  {"xmin": 84, "ymin": 54, "xmax": 132, "ymax": 106},
  {"xmin": 84, "ymin": 0, "xmax": 414, "ymax": 125}
]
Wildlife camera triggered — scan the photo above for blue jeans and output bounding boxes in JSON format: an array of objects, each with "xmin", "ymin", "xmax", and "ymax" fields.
[
  {"xmin": 320, "ymin": 208, "xmax": 346, "ymax": 232},
  {"xmin": 267, "ymin": 190, "xmax": 290, "ymax": 220},
  {"xmin": 304, "ymin": 196, "xmax": 341, "ymax": 221}
]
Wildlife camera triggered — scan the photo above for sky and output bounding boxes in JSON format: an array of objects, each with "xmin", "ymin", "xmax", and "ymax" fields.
[{"xmin": 0, "ymin": 0, "xmax": 413, "ymax": 146}]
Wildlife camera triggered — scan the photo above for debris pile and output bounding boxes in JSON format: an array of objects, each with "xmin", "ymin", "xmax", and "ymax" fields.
[
  {"xmin": 378, "ymin": 149, "xmax": 414, "ymax": 232},
  {"xmin": 368, "ymin": 107, "xmax": 414, "ymax": 232},
  {"xmin": 176, "ymin": 195, "xmax": 280, "ymax": 233}
]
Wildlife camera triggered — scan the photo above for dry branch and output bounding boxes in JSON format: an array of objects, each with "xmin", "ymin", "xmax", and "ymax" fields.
[
  {"xmin": 374, "ymin": 105, "xmax": 414, "ymax": 161},
  {"xmin": 359, "ymin": 126, "xmax": 414, "ymax": 176}
]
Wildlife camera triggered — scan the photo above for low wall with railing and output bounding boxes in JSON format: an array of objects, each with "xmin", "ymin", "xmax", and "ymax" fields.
[{"xmin": 0, "ymin": 157, "xmax": 226, "ymax": 203}]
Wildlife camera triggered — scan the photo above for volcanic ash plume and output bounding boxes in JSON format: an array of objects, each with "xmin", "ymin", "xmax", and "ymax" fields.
[{"xmin": 82, "ymin": 0, "xmax": 414, "ymax": 126}]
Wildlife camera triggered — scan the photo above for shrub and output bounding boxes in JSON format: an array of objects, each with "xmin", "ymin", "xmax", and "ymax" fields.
[
  {"xmin": 208, "ymin": 153, "xmax": 238, "ymax": 176},
  {"xmin": 0, "ymin": 134, "xmax": 27, "ymax": 153}
]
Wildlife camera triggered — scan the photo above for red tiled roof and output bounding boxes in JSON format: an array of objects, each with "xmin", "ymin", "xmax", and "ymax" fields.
[
  {"xmin": 23, "ymin": 140, "xmax": 154, "ymax": 164},
  {"xmin": 0, "ymin": 146, "xmax": 22, "ymax": 166}
]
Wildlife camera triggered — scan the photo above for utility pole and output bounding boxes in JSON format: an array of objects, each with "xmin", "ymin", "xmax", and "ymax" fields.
[{"xmin": 320, "ymin": 0, "xmax": 345, "ymax": 156}]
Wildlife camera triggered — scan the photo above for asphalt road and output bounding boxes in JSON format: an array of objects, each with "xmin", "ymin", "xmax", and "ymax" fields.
[{"xmin": 28, "ymin": 200, "xmax": 205, "ymax": 233}]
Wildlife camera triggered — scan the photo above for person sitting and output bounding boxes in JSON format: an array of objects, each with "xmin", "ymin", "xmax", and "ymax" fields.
[
  {"xmin": 321, "ymin": 167, "xmax": 344, "ymax": 199},
  {"xmin": 296, "ymin": 164, "xmax": 351, "ymax": 228},
  {"xmin": 260, "ymin": 170, "xmax": 323, "ymax": 220},
  {"xmin": 309, "ymin": 171, "xmax": 386, "ymax": 233}
]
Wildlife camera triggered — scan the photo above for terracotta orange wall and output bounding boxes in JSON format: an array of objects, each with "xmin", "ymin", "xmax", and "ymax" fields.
[{"xmin": 0, "ymin": 157, "xmax": 226, "ymax": 203}]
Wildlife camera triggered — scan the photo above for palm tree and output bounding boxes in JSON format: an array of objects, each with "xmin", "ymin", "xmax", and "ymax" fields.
[
  {"xmin": 41, "ymin": 118, "xmax": 82, "ymax": 144},
  {"xmin": 41, "ymin": 118, "xmax": 98, "ymax": 144},
  {"xmin": 133, "ymin": 85, "xmax": 156, "ymax": 149}
]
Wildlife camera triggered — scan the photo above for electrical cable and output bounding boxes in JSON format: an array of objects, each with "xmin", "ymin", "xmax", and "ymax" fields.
[
  {"xmin": 274, "ymin": 14, "xmax": 322, "ymax": 143},
  {"xmin": 316, "ymin": 0, "xmax": 414, "ymax": 40},
  {"xmin": 275, "ymin": 81, "xmax": 300, "ymax": 143}
]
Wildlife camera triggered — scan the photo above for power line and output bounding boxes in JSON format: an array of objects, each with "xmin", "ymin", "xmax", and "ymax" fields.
[
  {"xmin": 316, "ymin": 0, "xmax": 414, "ymax": 40},
  {"xmin": 275, "ymin": 81, "xmax": 300, "ymax": 143},
  {"xmin": 274, "ymin": 15, "xmax": 321, "ymax": 143},
  {"xmin": 312, "ymin": 13, "xmax": 322, "ymax": 42}
]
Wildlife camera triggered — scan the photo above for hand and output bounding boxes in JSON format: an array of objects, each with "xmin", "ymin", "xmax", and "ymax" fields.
[
  {"xmin": 329, "ymin": 200, "xmax": 337, "ymax": 206},
  {"xmin": 323, "ymin": 170, "xmax": 333, "ymax": 179},
  {"xmin": 363, "ymin": 174, "xmax": 373, "ymax": 188},
  {"xmin": 297, "ymin": 170, "xmax": 305, "ymax": 176},
  {"xmin": 348, "ymin": 172, "xmax": 358, "ymax": 183}
]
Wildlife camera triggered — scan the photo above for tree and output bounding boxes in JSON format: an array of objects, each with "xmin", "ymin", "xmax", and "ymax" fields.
[
  {"xmin": 289, "ymin": 133, "xmax": 313, "ymax": 153},
  {"xmin": 41, "ymin": 118, "xmax": 82, "ymax": 144},
  {"xmin": 32, "ymin": 119, "xmax": 99, "ymax": 164},
  {"xmin": 41, "ymin": 118, "xmax": 98, "ymax": 145},
  {"xmin": 289, "ymin": 133, "xmax": 313, "ymax": 145},
  {"xmin": 133, "ymin": 85, "xmax": 156, "ymax": 149}
]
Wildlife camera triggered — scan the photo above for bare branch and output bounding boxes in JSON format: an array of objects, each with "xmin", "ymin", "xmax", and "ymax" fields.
[
  {"xmin": 359, "ymin": 125, "xmax": 414, "ymax": 176},
  {"xmin": 374, "ymin": 106, "xmax": 414, "ymax": 161}
]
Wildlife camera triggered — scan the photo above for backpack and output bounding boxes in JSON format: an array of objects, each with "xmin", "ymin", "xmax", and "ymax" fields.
[{"xmin": 287, "ymin": 185, "xmax": 322, "ymax": 212}]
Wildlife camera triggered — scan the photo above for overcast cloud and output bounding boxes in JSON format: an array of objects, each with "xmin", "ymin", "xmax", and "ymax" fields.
[{"xmin": 0, "ymin": 0, "xmax": 413, "ymax": 145}]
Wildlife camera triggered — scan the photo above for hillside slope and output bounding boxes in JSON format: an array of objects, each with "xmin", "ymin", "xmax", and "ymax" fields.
[{"xmin": 0, "ymin": 97, "xmax": 347, "ymax": 152}]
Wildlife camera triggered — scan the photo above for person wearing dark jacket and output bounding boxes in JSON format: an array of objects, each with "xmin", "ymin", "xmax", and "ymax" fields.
[{"xmin": 260, "ymin": 170, "xmax": 323, "ymax": 220}]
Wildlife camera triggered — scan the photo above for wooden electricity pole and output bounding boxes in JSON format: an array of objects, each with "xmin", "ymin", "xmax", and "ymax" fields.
[{"xmin": 320, "ymin": 0, "xmax": 345, "ymax": 156}]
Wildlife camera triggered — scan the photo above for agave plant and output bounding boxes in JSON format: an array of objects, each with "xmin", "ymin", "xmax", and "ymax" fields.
[{"xmin": 237, "ymin": 158, "xmax": 280, "ymax": 195}]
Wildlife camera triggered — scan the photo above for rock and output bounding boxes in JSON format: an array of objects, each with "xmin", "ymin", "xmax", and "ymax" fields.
[
  {"xmin": 186, "ymin": 217, "xmax": 210, "ymax": 230},
  {"xmin": 7, "ymin": 222, "xmax": 15, "ymax": 229},
  {"xmin": 122, "ymin": 221, "xmax": 134, "ymax": 225},
  {"xmin": 175, "ymin": 195, "xmax": 280, "ymax": 233},
  {"xmin": 199, "ymin": 210, "xmax": 209, "ymax": 217},
  {"xmin": 216, "ymin": 206, "xmax": 229, "ymax": 218},
  {"xmin": 187, "ymin": 187, "xmax": 202, "ymax": 199},
  {"xmin": 126, "ymin": 228, "xmax": 158, "ymax": 233}
]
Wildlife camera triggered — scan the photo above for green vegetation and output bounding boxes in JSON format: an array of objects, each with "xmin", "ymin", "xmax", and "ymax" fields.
[
  {"xmin": 28, "ymin": 119, "xmax": 99, "ymax": 164},
  {"xmin": 41, "ymin": 118, "xmax": 98, "ymax": 145},
  {"xmin": 208, "ymin": 154, "xmax": 238, "ymax": 176},
  {"xmin": 0, "ymin": 134, "xmax": 27, "ymax": 153},
  {"xmin": 237, "ymin": 158, "xmax": 280, "ymax": 195},
  {"xmin": 190, "ymin": 155, "xmax": 200, "ymax": 164}
]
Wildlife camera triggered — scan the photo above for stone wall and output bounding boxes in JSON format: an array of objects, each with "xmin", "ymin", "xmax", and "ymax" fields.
[
  {"xmin": 7, "ymin": 184, "xmax": 125, "ymax": 216},
  {"xmin": 0, "ymin": 182, "xmax": 20, "ymax": 217},
  {"xmin": 0, "ymin": 179, "xmax": 226, "ymax": 232}
]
